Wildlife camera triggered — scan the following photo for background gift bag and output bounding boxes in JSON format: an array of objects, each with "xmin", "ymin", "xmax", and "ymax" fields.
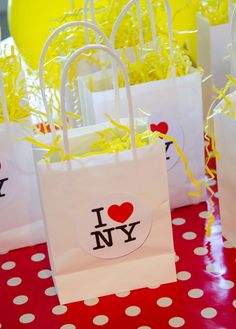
[
  {"xmin": 0, "ymin": 71, "xmax": 44, "ymax": 252},
  {"xmin": 214, "ymin": 92, "xmax": 236, "ymax": 247},
  {"xmin": 86, "ymin": 0, "xmax": 206, "ymax": 210},
  {"xmin": 197, "ymin": 1, "xmax": 234, "ymax": 121},
  {"xmin": 36, "ymin": 44, "xmax": 176, "ymax": 305}
]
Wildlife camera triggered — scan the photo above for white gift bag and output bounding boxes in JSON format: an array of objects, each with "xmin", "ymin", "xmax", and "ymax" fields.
[
  {"xmin": 36, "ymin": 44, "xmax": 176, "ymax": 304},
  {"xmin": 91, "ymin": 72, "xmax": 206, "ymax": 210},
  {"xmin": 86, "ymin": 0, "xmax": 206, "ymax": 210},
  {"xmin": 214, "ymin": 92, "xmax": 236, "ymax": 246},
  {"xmin": 197, "ymin": 7, "xmax": 232, "ymax": 120},
  {"xmin": 0, "ymin": 71, "xmax": 44, "ymax": 252}
]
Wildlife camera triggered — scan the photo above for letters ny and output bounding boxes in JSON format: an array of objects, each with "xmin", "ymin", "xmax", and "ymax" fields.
[
  {"xmin": 0, "ymin": 177, "xmax": 8, "ymax": 197},
  {"xmin": 90, "ymin": 207, "xmax": 140, "ymax": 250},
  {"xmin": 165, "ymin": 141, "xmax": 174, "ymax": 160}
]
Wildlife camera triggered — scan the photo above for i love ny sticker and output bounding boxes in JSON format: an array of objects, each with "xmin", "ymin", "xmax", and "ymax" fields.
[
  {"xmin": 78, "ymin": 194, "xmax": 152, "ymax": 259},
  {"xmin": 0, "ymin": 158, "xmax": 17, "ymax": 208},
  {"xmin": 150, "ymin": 116, "xmax": 184, "ymax": 170}
]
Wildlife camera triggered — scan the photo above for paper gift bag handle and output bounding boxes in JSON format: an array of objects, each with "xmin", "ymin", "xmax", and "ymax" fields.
[
  {"xmin": 231, "ymin": 6, "xmax": 236, "ymax": 77},
  {"xmin": 60, "ymin": 44, "xmax": 136, "ymax": 156},
  {"xmin": 0, "ymin": 68, "xmax": 17, "ymax": 156},
  {"xmin": 39, "ymin": 21, "xmax": 111, "ymax": 139},
  {"xmin": 83, "ymin": 0, "xmax": 100, "ymax": 44},
  {"xmin": 0, "ymin": 69, "xmax": 10, "ymax": 127},
  {"xmin": 229, "ymin": 0, "xmax": 235, "ymax": 18},
  {"xmin": 110, "ymin": 0, "xmax": 175, "ymax": 78},
  {"xmin": 0, "ymin": 35, "xmax": 9, "ymax": 125}
]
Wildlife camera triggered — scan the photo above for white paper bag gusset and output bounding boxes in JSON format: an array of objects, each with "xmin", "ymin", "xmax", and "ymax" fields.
[
  {"xmin": 214, "ymin": 92, "xmax": 236, "ymax": 247},
  {"xmin": 197, "ymin": 13, "xmax": 231, "ymax": 121},
  {"xmin": 0, "ymin": 72, "xmax": 44, "ymax": 251},
  {"xmin": 36, "ymin": 44, "xmax": 176, "ymax": 305},
  {"xmin": 85, "ymin": 0, "xmax": 206, "ymax": 210}
]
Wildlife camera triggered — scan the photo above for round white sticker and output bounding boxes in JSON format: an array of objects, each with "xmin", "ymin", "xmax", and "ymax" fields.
[
  {"xmin": 149, "ymin": 115, "xmax": 184, "ymax": 170},
  {"xmin": 77, "ymin": 194, "xmax": 153, "ymax": 259}
]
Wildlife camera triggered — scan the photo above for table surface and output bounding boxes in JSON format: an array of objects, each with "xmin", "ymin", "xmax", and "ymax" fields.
[{"xmin": 1, "ymin": 177, "xmax": 236, "ymax": 329}]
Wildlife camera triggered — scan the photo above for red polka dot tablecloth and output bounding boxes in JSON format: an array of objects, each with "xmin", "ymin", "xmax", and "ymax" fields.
[{"xmin": 1, "ymin": 177, "xmax": 236, "ymax": 329}]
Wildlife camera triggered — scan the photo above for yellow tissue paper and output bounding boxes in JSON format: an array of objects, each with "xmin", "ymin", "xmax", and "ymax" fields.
[
  {"xmin": 198, "ymin": 0, "xmax": 229, "ymax": 26},
  {"xmin": 0, "ymin": 46, "xmax": 34, "ymax": 123},
  {"xmin": 40, "ymin": 1, "xmax": 194, "ymax": 94},
  {"xmin": 9, "ymin": 0, "xmax": 199, "ymax": 70},
  {"xmin": 31, "ymin": 115, "xmax": 203, "ymax": 206}
]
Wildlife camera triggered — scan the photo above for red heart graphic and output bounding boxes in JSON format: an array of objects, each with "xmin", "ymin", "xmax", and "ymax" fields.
[
  {"xmin": 150, "ymin": 122, "xmax": 169, "ymax": 137},
  {"xmin": 107, "ymin": 202, "xmax": 134, "ymax": 223}
]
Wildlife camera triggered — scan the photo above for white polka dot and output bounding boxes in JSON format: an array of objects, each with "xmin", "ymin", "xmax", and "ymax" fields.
[
  {"xmin": 84, "ymin": 297, "xmax": 99, "ymax": 306},
  {"xmin": 1, "ymin": 261, "xmax": 16, "ymax": 270},
  {"xmin": 125, "ymin": 306, "xmax": 141, "ymax": 317},
  {"xmin": 45, "ymin": 287, "xmax": 57, "ymax": 296},
  {"xmin": 199, "ymin": 211, "xmax": 211, "ymax": 219},
  {"xmin": 7, "ymin": 277, "xmax": 22, "ymax": 286},
  {"xmin": 116, "ymin": 291, "xmax": 130, "ymax": 297},
  {"xmin": 19, "ymin": 313, "xmax": 35, "ymax": 324},
  {"xmin": 148, "ymin": 284, "xmax": 160, "ymax": 289},
  {"xmin": 223, "ymin": 241, "xmax": 234, "ymax": 249},
  {"xmin": 194, "ymin": 247, "xmax": 208, "ymax": 256},
  {"xmin": 233, "ymin": 300, "xmax": 236, "ymax": 308},
  {"xmin": 206, "ymin": 179, "xmax": 216, "ymax": 187},
  {"xmin": 93, "ymin": 315, "xmax": 109, "ymax": 326},
  {"xmin": 188, "ymin": 289, "xmax": 204, "ymax": 298},
  {"xmin": 175, "ymin": 255, "xmax": 180, "ymax": 262},
  {"xmin": 201, "ymin": 307, "xmax": 217, "ymax": 319},
  {"xmin": 0, "ymin": 250, "xmax": 8, "ymax": 254},
  {"xmin": 60, "ymin": 325, "xmax": 76, "ymax": 329},
  {"xmin": 219, "ymin": 280, "xmax": 234, "ymax": 289},
  {"xmin": 172, "ymin": 218, "xmax": 186, "ymax": 225},
  {"xmin": 156, "ymin": 297, "xmax": 172, "ymax": 307},
  {"xmin": 31, "ymin": 253, "xmax": 45, "ymax": 262},
  {"xmin": 52, "ymin": 305, "xmax": 68, "ymax": 315},
  {"xmin": 206, "ymin": 263, "xmax": 222, "ymax": 274},
  {"xmin": 182, "ymin": 232, "xmax": 197, "ymax": 240},
  {"xmin": 177, "ymin": 271, "xmax": 191, "ymax": 281},
  {"xmin": 38, "ymin": 269, "xmax": 52, "ymax": 279},
  {"xmin": 168, "ymin": 317, "xmax": 185, "ymax": 328},
  {"xmin": 13, "ymin": 295, "xmax": 28, "ymax": 305},
  {"xmin": 138, "ymin": 327, "xmax": 151, "ymax": 329}
]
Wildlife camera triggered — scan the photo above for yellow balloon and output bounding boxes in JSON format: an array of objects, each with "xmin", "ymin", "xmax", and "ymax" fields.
[
  {"xmin": 8, "ymin": 0, "xmax": 81, "ymax": 70},
  {"xmin": 8, "ymin": 0, "xmax": 199, "ymax": 70},
  {"xmin": 170, "ymin": 0, "xmax": 199, "ymax": 65}
]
